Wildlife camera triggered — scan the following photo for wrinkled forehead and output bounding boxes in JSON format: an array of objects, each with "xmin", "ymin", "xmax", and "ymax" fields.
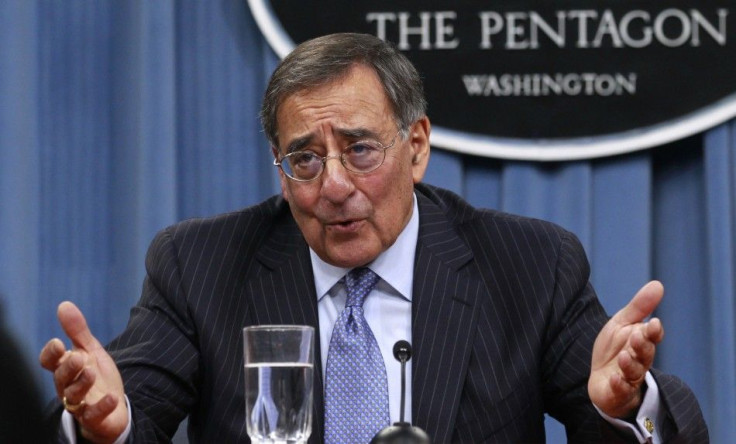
[
  {"xmin": 275, "ymin": 66, "xmax": 396, "ymax": 142},
  {"xmin": 274, "ymin": 63, "xmax": 396, "ymax": 132}
]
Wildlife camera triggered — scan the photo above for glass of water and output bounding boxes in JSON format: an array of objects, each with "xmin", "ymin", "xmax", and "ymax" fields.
[{"xmin": 243, "ymin": 325, "xmax": 314, "ymax": 444}]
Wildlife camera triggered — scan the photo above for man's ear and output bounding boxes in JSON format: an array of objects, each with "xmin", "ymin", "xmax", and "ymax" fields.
[
  {"xmin": 272, "ymin": 146, "xmax": 289, "ymax": 201},
  {"xmin": 409, "ymin": 116, "xmax": 431, "ymax": 183}
]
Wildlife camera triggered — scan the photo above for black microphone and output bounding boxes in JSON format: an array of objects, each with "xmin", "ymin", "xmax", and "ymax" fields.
[
  {"xmin": 370, "ymin": 341, "xmax": 431, "ymax": 444},
  {"xmin": 393, "ymin": 340, "xmax": 411, "ymax": 424}
]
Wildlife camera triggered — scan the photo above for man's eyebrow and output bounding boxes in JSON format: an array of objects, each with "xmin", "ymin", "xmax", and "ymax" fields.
[
  {"xmin": 282, "ymin": 128, "xmax": 382, "ymax": 154},
  {"xmin": 284, "ymin": 134, "xmax": 313, "ymax": 154},
  {"xmin": 336, "ymin": 128, "xmax": 381, "ymax": 140}
]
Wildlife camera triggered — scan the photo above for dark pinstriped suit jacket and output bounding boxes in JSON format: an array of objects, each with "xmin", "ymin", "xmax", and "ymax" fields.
[{"xmin": 100, "ymin": 183, "xmax": 706, "ymax": 443}]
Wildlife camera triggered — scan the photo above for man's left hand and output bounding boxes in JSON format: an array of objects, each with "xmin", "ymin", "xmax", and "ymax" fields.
[{"xmin": 588, "ymin": 281, "xmax": 665, "ymax": 419}]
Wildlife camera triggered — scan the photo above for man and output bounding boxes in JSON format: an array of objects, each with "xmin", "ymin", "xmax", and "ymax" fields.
[{"xmin": 40, "ymin": 33, "xmax": 707, "ymax": 443}]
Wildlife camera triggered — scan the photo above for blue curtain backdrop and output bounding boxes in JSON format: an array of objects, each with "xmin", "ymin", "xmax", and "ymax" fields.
[{"xmin": 0, "ymin": 2, "xmax": 733, "ymax": 442}]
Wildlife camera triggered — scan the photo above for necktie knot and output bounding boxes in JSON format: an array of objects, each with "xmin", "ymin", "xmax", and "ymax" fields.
[{"xmin": 345, "ymin": 267, "xmax": 379, "ymax": 308}]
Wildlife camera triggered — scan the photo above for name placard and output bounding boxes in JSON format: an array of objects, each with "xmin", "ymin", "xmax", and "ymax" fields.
[{"xmin": 249, "ymin": 0, "xmax": 736, "ymax": 160}]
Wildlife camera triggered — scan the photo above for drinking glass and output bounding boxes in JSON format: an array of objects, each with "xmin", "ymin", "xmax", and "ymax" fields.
[{"xmin": 243, "ymin": 325, "xmax": 314, "ymax": 444}]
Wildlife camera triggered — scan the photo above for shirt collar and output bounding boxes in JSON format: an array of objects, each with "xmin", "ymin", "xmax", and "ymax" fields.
[{"xmin": 310, "ymin": 193, "xmax": 419, "ymax": 302}]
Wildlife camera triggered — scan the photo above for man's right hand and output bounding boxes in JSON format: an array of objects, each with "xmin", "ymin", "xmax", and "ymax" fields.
[{"xmin": 39, "ymin": 301, "xmax": 128, "ymax": 444}]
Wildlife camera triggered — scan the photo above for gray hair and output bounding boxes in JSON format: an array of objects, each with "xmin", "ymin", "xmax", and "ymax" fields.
[{"xmin": 260, "ymin": 33, "xmax": 427, "ymax": 148}]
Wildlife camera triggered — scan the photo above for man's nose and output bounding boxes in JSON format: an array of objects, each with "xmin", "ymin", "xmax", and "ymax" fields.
[{"xmin": 319, "ymin": 157, "xmax": 354, "ymax": 203}]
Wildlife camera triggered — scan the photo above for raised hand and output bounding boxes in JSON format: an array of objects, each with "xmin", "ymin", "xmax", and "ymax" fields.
[
  {"xmin": 39, "ymin": 301, "xmax": 128, "ymax": 443},
  {"xmin": 588, "ymin": 281, "xmax": 665, "ymax": 419}
]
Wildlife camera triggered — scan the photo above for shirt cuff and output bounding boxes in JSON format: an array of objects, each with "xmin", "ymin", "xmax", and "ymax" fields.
[
  {"xmin": 594, "ymin": 372, "xmax": 664, "ymax": 444},
  {"xmin": 61, "ymin": 395, "xmax": 132, "ymax": 444}
]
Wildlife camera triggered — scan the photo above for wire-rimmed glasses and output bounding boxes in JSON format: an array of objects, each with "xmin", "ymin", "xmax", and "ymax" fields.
[{"xmin": 273, "ymin": 130, "xmax": 401, "ymax": 182}]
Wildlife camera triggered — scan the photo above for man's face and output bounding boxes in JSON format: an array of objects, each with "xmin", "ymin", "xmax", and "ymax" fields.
[{"xmin": 274, "ymin": 64, "xmax": 430, "ymax": 268}]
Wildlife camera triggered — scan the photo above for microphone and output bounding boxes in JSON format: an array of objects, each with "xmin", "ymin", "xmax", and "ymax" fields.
[
  {"xmin": 393, "ymin": 340, "xmax": 411, "ymax": 424},
  {"xmin": 370, "ymin": 341, "xmax": 431, "ymax": 444}
]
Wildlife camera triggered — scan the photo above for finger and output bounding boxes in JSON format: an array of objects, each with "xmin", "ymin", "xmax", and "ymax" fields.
[
  {"xmin": 80, "ymin": 394, "xmax": 119, "ymax": 428},
  {"xmin": 39, "ymin": 338, "xmax": 67, "ymax": 371},
  {"xmin": 618, "ymin": 349, "xmax": 647, "ymax": 384},
  {"xmin": 612, "ymin": 281, "xmax": 664, "ymax": 325},
  {"xmin": 53, "ymin": 350, "xmax": 88, "ymax": 397},
  {"xmin": 608, "ymin": 372, "xmax": 642, "ymax": 413},
  {"xmin": 57, "ymin": 301, "xmax": 102, "ymax": 351},
  {"xmin": 609, "ymin": 371, "xmax": 630, "ymax": 396},
  {"xmin": 645, "ymin": 317, "xmax": 664, "ymax": 344},
  {"xmin": 630, "ymin": 326, "xmax": 657, "ymax": 365},
  {"xmin": 62, "ymin": 367, "xmax": 96, "ymax": 406}
]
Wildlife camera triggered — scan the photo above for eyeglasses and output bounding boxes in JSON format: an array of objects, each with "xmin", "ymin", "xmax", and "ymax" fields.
[{"xmin": 273, "ymin": 130, "xmax": 401, "ymax": 182}]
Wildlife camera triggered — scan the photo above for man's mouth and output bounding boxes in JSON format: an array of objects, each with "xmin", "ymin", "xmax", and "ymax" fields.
[{"xmin": 327, "ymin": 218, "xmax": 363, "ymax": 232}]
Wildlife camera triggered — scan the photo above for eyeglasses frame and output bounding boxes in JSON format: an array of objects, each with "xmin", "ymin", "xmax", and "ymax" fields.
[{"xmin": 272, "ymin": 129, "xmax": 403, "ymax": 182}]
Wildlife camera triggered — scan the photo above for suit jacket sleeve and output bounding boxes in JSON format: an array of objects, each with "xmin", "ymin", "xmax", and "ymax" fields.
[
  {"xmin": 101, "ymin": 197, "xmax": 291, "ymax": 443},
  {"xmin": 409, "ymin": 184, "xmax": 707, "ymax": 443},
  {"xmin": 106, "ymin": 227, "xmax": 200, "ymax": 441},
  {"xmin": 539, "ymin": 229, "xmax": 707, "ymax": 442}
]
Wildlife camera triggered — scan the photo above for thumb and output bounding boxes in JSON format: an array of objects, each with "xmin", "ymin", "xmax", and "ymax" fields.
[
  {"xmin": 612, "ymin": 280, "xmax": 664, "ymax": 325},
  {"xmin": 57, "ymin": 301, "xmax": 101, "ymax": 351}
]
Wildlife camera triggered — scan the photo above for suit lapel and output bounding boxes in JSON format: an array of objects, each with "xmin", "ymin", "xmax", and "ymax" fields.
[
  {"xmin": 411, "ymin": 190, "xmax": 483, "ymax": 443},
  {"xmin": 249, "ymin": 215, "xmax": 325, "ymax": 444}
]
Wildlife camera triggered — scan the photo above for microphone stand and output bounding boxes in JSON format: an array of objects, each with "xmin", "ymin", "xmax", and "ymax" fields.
[{"xmin": 370, "ymin": 341, "xmax": 430, "ymax": 444}]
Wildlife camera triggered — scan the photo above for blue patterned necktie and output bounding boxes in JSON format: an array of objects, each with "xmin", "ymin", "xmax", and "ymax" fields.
[{"xmin": 325, "ymin": 267, "xmax": 390, "ymax": 444}]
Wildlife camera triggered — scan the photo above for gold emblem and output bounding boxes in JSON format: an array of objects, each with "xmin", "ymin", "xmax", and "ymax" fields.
[{"xmin": 644, "ymin": 417, "xmax": 654, "ymax": 433}]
